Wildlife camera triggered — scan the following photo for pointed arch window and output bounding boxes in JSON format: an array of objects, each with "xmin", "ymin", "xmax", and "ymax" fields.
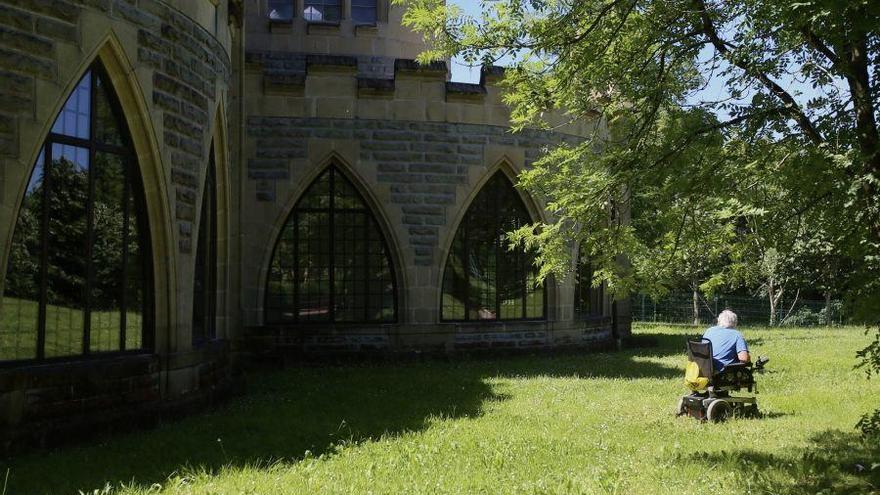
[
  {"xmin": 441, "ymin": 171, "xmax": 545, "ymax": 321},
  {"xmin": 1, "ymin": 63, "xmax": 153, "ymax": 362},
  {"xmin": 266, "ymin": 166, "xmax": 396, "ymax": 323},
  {"xmin": 574, "ymin": 245, "xmax": 604, "ymax": 318},
  {"xmin": 192, "ymin": 147, "xmax": 218, "ymax": 344}
]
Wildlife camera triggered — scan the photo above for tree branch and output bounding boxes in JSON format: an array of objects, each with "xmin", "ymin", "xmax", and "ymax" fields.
[{"xmin": 692, "ymin": 0, "xmax": 825, "ymax": 144}]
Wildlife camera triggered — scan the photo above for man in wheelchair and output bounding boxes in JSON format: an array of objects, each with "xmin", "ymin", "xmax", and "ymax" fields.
[{"xmin": 677, "ymin": 310, "xmax": 769, "ymax": 421}]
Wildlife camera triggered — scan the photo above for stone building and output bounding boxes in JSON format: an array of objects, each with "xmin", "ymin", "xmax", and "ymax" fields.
[{"xmin": 0, "ymin": 0, "xmax": 629, "ymax": 449}]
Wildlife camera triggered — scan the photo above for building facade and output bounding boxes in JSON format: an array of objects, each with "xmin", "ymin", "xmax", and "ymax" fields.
[{"xmin": 0, "ymin": 0, "xmax": 629, "ymax": 449}]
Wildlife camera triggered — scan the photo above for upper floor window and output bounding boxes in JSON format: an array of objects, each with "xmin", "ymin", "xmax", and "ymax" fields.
[
  {"xmin": 268, "ymin": 0, "xmax": 294, "ymax": 21},
  {"xmin": 266, "ymin": 166, "xmax": 396, "ymax": 324},
  {"xmin": 304, "ymin": 0, "xmax": 341, "ymax": 22},
  {"xmin": 441, "ymin": 171, "xmax": 545, "ymax": 321},
  {"xmin": 352, "ymin": 0, "xmax": 377, "ymax": 23},
  {"xmin": 1, "ymin": 63, "xmax": 153, "ymax": 362}
]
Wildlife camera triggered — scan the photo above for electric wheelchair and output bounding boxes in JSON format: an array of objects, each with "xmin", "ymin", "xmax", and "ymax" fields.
[{"xmin": 676, "ymin": 338, "xmax": 768, "ymax": 422}]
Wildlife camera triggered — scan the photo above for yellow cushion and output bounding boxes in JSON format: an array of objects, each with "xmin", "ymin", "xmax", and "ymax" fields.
[{"xmin": 684, "ymin": 361, "xmax": 709, "ymax": 391}]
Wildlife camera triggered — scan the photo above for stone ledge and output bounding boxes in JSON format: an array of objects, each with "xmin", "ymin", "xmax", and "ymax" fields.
[
  {"xmin": 394, "ymin": 58, "xmax": 447, "ymax": 77},
  {"xmin": 263, "ymin": 72, "xmax": 306, "ymax": 95},
  {"xmin": 357, "ymin": 76, "xmax": 394, "ymax": 97},
  {"xmin": 445, "ymin": 82, "xmax": 487, "ymax": 102},
  {"xmin": 480, "ymin": 65, "xmax": 506, "ymax": 85},
  {"xmin": 306, "ymin": 21, "xmax": 341, "ymax": 35},
  {"xmin": 306, "ymin": 53, "xmax": 357, "ymax": 73}
]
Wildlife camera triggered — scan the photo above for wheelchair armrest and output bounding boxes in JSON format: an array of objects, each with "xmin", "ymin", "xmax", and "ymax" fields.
[{"xmin": 720, "ymin": 362, "xmax": 750, "ymax": 372}]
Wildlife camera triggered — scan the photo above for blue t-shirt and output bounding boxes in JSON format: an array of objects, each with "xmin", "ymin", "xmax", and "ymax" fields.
[{"xmin": 702, "ymin": 326, "xmax": 748, "ymax": 371}]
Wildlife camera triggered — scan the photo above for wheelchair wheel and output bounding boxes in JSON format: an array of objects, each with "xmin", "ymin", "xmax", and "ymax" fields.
[
  {"xmin": 675, "ymin": 397, "xmax": 686, "ymax": 416},
  {"xmin": 706, "ymin": 399, "xmax": 731, "ymax": 422}
]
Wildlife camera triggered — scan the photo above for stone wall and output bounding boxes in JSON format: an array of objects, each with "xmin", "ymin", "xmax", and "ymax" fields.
[
  {"xmin": 0, "ymin": 341, "xmax": 239, "ymax": 453},
  {"xmin": 245, "ymin": 117, "xmax": 582, "ymax": 267},
  {"xmin": 0, "ymin": 0, "xmax": 239, "ymax": 452}
]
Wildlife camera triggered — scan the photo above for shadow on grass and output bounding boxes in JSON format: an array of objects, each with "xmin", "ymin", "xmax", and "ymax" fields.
[
  {"xmin": 686, "ymin": 430, "xmax": 880, "ymax": 494},
  {"xmin": 5, "ymin": 329, "xmax": 691, "ymax": 494}
]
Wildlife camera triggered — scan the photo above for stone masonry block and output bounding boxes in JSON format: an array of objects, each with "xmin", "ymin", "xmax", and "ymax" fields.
[
  {"xmin": 409, "ymin": 163, "xmax": 455, "ymax": 174},
  {"xmin": 0, "ymin": 5, "xmax": 33, "ymax": 31},
  {"xmin": 5, "ymin": 0, "xmax": 79, "ymax": 23},
  {"xmin": 0, "ymin": 47, "xmax": 53, "ymax": 79}
]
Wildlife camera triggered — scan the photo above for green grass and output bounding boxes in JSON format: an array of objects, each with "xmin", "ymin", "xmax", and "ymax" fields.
[{"xmin": 2, "ymin": 324, "xmax": 878, "ymax": 494}]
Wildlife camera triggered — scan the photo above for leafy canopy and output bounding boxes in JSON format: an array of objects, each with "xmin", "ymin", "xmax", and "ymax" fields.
[{"xmin": 396, "ymin": 0, "xmax": 880, "ymax": 433}]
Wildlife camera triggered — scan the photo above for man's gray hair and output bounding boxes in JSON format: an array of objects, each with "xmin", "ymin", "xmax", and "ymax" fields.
[{"xmin": 717, "ymin": 310, "xmax": 738, "ymax": 328}]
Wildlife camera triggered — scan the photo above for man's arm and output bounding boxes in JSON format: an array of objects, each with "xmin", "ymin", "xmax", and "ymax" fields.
[{"xmin": 736, "ymin": 332, "xmax": 750, "ymax": 363}]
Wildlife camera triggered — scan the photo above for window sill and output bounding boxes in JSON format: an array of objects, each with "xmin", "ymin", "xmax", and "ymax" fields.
[
  {"xmin": 354, "ymin": 22, "xmax": 379, "ymax": 35},
  {"xmin": 268, "ymin": 18, "xmax": 294, "ymax": 32},
  {"xmin": 306, "ymin": 21, "xmax": 341, "ymax": 34}
]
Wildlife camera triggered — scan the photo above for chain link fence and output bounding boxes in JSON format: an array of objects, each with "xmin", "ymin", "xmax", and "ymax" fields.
[{"xmin": 631, "ymin": 292, "xmax": 844, "ymax": 327}]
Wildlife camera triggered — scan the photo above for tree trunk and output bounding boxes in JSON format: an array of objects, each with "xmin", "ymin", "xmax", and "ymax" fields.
[
  {"xmin": 768, "ymin": 279, "xmax": 777, "ymax": 326},
  {"xmin": 825, "ymin": 291, "xmax": 832, "ymax": 326}
]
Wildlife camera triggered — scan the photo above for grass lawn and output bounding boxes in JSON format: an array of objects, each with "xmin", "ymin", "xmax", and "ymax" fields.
[{"xmin": 2, "ymin": 324, "xmax": 879, "ymax": 494}]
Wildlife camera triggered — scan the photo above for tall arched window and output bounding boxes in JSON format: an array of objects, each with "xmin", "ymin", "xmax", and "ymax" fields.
[
  {"xmin": 574, "ymin": 245, "xmax": 604, "ymax": 318},
  {"xmin": 266, "ymin": 166, "xmax": 396, "ymax": 323},
  {"xmin": 0, "ymin": 63, "xmax": 152, "ymax": 361},
  {"xmin": 192, "ymin": 148, "xmax": 218, "ymax": 344},
  {"xmin": 441, "ymin": 171, "xmax": 545, "ymax": 321}
]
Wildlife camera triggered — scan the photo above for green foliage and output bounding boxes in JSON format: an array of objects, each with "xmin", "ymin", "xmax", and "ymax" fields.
[
  {"xmin": 4, "ymin": 325, "xmax": 878, "ymax": 494},
  {"xmin": 396, "ymin": 0, "xmax": 880, "ymax": 432}
]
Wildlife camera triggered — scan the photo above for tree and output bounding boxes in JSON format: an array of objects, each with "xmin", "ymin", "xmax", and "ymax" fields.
[{"xmin": 396, "ymin": 0, "xmax": 879, "ymax": 431}]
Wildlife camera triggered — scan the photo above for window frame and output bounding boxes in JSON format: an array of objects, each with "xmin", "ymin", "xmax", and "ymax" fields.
[
  {"xmin": 192, "ymin": 147, "xmax": 218, "ymax": 345},
  {"xmin": 440, "ymin": 171, "xmax": 547, "ymax": 323},
  {"xmin": 264, "ymin": 165, "xmax": 398, "ymax": 325},
  {"xmin": 573, "ymin": 254, "xmax": 605, "ymax": 319},
  {"xmin": 350, "ymin": 0, "xmax": 377, "ymax": 24},
  {"xmin": 303, "ymin": 0, "xmax": 342, "ymax": 23},
  {"xmin": 0, "ymin": 62, "xmax": 154, "ymax": 366},
  {"xmin": 267, "ymin": 0, "xmax": 295, "ymax": 21}
]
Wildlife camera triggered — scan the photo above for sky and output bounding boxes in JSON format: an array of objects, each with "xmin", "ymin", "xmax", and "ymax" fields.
[{"xmin": 444, "ymin": 0, "xmax": 833, "ymax": 121}]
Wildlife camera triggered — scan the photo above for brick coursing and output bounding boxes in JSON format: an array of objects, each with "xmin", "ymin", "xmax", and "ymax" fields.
[{"xmin": 246, "ymin": 117, "xmax": 581, "ymax": 265}]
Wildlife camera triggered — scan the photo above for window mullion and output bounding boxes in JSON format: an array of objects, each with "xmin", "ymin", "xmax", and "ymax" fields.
[
  {"xmin": 120, "ymin": 160, "xmax": 131, "ymax": 350},
  {"xmin": 35, "ymin": 143, "xmax": 52, "ymax": 360},
  {"xmin": 293, "ymin": 212, "xmax": 300, "ymax": 323},
  {"xmin": 328, "ymin": 169, "xmax": 336, "ymax": 322}
]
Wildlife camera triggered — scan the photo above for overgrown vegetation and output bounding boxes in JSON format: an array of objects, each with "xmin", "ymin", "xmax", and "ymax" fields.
[{"xmin": 2, "ymin": 325, "xmax": 877, "ymax": 494}]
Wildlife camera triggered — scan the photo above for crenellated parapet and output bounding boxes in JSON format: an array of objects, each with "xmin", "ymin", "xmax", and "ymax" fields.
[{"xmin": 243, "ymin": 51, "xmax": 593, "ymax": 136}]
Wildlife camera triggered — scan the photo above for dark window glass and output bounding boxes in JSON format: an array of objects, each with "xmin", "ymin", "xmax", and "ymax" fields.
[
  {"xmin": 266, "ymin": 166, "xmax": 396, "ymax": 323},
  {"xmin": 192, "ymin": 150, "xmax": 218, "ymax": 344},
  {"xmin": 268, "ymin": 0, "xmax": 294, "ymax": 20},
  {"xmin": 94, "ymin": 74, "xmax": 124, "ymax": 147},
  {"xmin": 441, "ymin": 171, "xmax": 545, "ymax": 321},
  {"xmin": 574, "ymin": 246, "xmax": 603, "ymax": 318},
  {"xmin": 351, "ymin": 0, "xmax": 377, "ymax": 23},
  {"xmin": 0, "ymin": 152, "xmax": 44, "ymax": 360},
  {"xmin": 51, "ymin": 71, "xmax": 91, "ymax": 139},
  {"xmin": 304, "ymin": 0, "xmax": 340, "ymax": 22},
  {"xmin": 1, "ymin": 64, "xmax": 152, "ymax": 363}
]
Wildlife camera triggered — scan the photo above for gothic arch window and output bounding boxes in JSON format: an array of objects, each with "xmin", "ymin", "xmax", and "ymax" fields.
[
  {"xmin": 574, "ymin": 245, "xmax": 604, "ymax": 318},
  {"xmin": 266, "ymin": 165, "xmax": 397, "ymax": 323},
  {"xmin": 441, "ymin": 171, "xmax": 545, "ymax": 321},
  {"xmin": 1, "ymin": 62, "xmax": 153, "ymax": 362},
  {"xmin": 192, "ymin": 147, "xmax": 218, "ymax": 344}
]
